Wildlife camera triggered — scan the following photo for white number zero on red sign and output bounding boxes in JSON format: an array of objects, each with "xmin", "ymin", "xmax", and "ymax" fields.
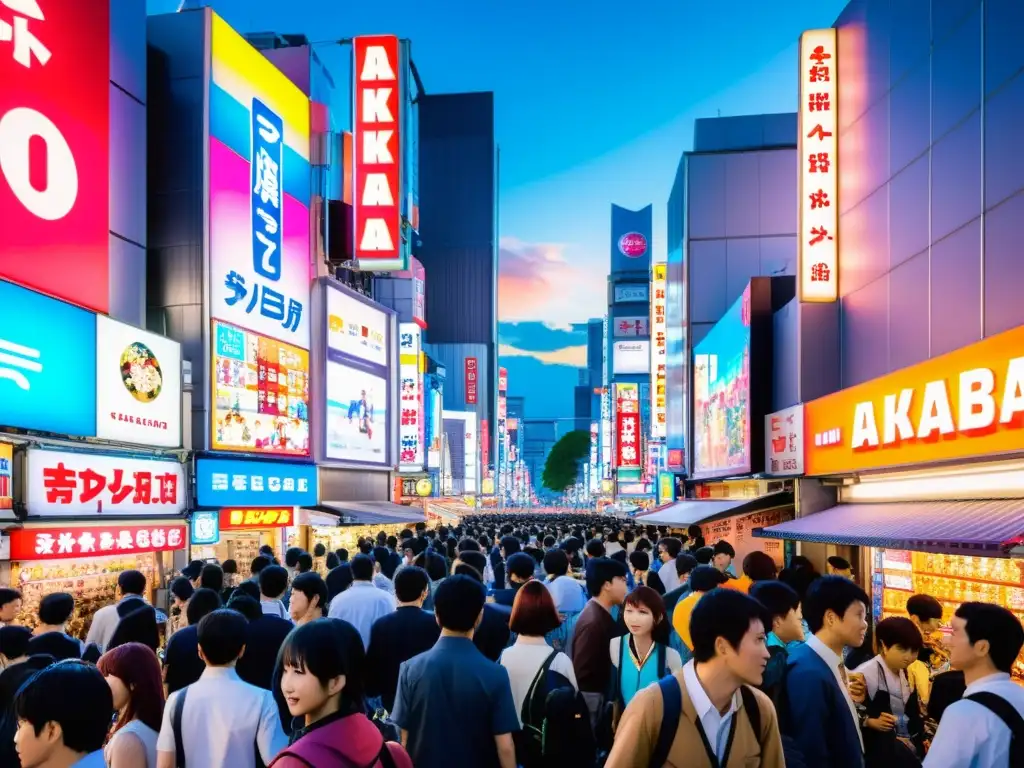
[{"xmin": 0, "ymin": 107, "xmax": 78, "ymax": 220}]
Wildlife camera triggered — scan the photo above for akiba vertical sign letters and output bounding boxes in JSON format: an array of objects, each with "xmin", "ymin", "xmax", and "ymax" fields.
[{"xmin": 352, "ymin": 35, "xmax": 402, "ymax": 266}]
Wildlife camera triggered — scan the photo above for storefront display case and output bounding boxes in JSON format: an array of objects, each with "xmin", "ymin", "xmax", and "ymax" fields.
[{"xmin": 310, "ymin": 524, "xmax": 409, "ymax": 558}]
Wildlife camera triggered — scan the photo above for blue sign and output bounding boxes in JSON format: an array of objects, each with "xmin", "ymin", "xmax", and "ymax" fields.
[
  {"xmin": 191, "ymin": 511, "xmax": 220, "ymax": 545},
  {"xmin": 0, "ymin": 281, "xmax": 96, "ymax": 437},
  {"xmin": 196, "ymin": 457, "xmax": 318, "ymax": 508}
]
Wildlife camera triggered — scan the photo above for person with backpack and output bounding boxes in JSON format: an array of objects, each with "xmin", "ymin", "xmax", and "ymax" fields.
[
  {"xmin": 923, "ymin": 602, "xmax": 1024, "ymax": 767},
  {"xmin": 605, "ymin": 588, "xmax": 784, "ymax": 767},
  {"xmin": 609, "ymin": 586, "xmax": 682, "ymax": 718}
]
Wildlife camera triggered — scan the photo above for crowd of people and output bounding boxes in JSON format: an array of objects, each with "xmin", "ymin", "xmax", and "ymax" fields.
[{"xmin": 0, "ymin": 513, "xmax": 1021, "ymax": 767}]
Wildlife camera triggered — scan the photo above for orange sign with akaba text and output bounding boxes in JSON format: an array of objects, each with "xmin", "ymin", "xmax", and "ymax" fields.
[
  {"xmin": 805, "ymin": 325, "xmax": 1024, "ymax": 475},
  {"xmin": 220, "ymin": 508, "xmax": 293, "ymax": 529}
]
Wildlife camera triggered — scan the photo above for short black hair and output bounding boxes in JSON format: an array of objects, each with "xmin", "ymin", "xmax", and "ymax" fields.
[
  {"xmin": 200, "ymin": 563, "xmax": 224, "ymax": 592},
  {"xmin": 675, "ymin": 553, "xmax": 698, "ymax": 578},
  {"xmin": 0, "ymin": 588, "xmax": 21, "ymax": 608},
  {"xmin": 658, "ymin": 538, "xmax": 683, "ymax": 558},
  {"xmin": 313, "ymin": 543, "xmax": 327, "ymax": 557},
  {"xmin": 117, "ymin": 569, "xmax": 146, "ymax": 596},
  {"xmin": 222, "ymin": 558, "xmax": 238, "ymax": 575},
  {"xmin": 0, "ymin": 625, "xmax": 32, "ymax": 658},
  {"xmin": 694, "ymin": 546, "xmax": 714, "ymax": 564},
  {"xmin": 827, "ymin": 555, "xmax": 852, "ymax": 570},
  {"xmin": 183, "ymin": 560, "xmax": 205, "ymax": 580},
  {"xmin": 956, "ymin": 601, "xmax": 1024, "ymax": 674},
  {"xmin": 259, "ymin": 565, "xmax": 289, "ymax": 599},
  {"xmin": 543, "ymin": 535, "xmax": 556, "ymax": 548},
  {"xmin": 585, "ymin": 557, "xmax": 628, "ymax": 598},
  {"xmin": 325, "ymin": 552, "xmax": 340, "ymax": 570},
  {"xmin": 226, "ymin": 594, "xmax": 262, "ymax": 622},
  {"xmin": 291, "ymin": 572, "xmax": 328, "ymax": 616},
  {"xmin": 713, "ymin": 540, "xmax": 735, "ymax": 558},
  {"xmin": 297, "ymin": 552, "xmax": 314, "ymax": 573},
  {"xmin": 458, "ymin": 550, "xmax": 487, "ymax": 574},
  {"xmin": 690, "ymin": 565, "xmax": 729, "ymax": 592},
  {"xmin": 543, "ymin": 549, "xmax": 570, "ymax": 577},
  {"xmin": 802, "ymin": 575, "xmax": 870, "ymax": 634},
  {"xmin": 326, "ymin": 563, "xmax": 354, "ymax": 602},
  {"xmin": 170, "ymin": 576, "xmax": 194, "ymax": 602},
  {"xmin": 628, "ymin": 550, "xmax": 650, "ymax": 571},
  {"xmin": 197, "ymin": 609, "xmax": 247, "ymax": 665},
  {"xmin": 434, "ymin": 574, "xmax": 486, "ymax": 632},
  {"xmin": 906, "ymin": 594, "xmax": 943, "ymax": 622},
  {"xmin": 350, "ymin": 554, "xmax": 375, "ymax": 582},
  {"xmin": 500, "ymin": 535, "xmax": 522, "ymax": 556},
  {"xmin": 280, "ymin": 619, "xmax": 365, "ymax": 716},
  {"xmin": 506, "ymin": 552, "xmax": 536, "ymax": 581},
  {"xmin": 690, "ymin": 589, "xmax": 771, "ymax": 663},
  {"xmin": 458, "ymin": 537, "xmax": 481, "ymax": 553},
  {"xmin": 250, "ymin": 555, "xmax": 272, "ymax": 576},
  {"xmin": 259, "ymin": 544, "xmax": 275, "ymax": 557},
  {"xmin": 15, "ymin": 659, "xmax": 113, "ymax": 753},
  {"xmin": 186, "ymin": 587, "xmax": 223, "ymax": 625},
  {"xmin": 742, "ymin": 551, "xmax": 778, "ymax": 581},
  {"xmin": 875, "ymin": 616, "xmax": 923, "ymax": 652},
  {"xmin": 233, "ymin": 580, "xmax": 260, "ymax": 602},
  {"xmin": 38, "ymin": 592, "xmax": 74, "ymax": 626},
  {"xmin": 585, "ymin": 539, "xmax": 606, "ymax": 558},
  {"xmin": 394, "ymin": 566, "xmax": 430, "ymax": 603},
  {"xmin": 285, "ymin": 547, "xmax": 304, "ymax": 568},
  {"xmin": 336, "ymin": 548, "xmax": 349, "ymax": 562},
  {"xmin": 749, "ymin": 580, "xmax": 800, "ymax": 622}
]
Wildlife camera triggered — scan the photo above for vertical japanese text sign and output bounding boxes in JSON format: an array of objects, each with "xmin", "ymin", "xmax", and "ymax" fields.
[
  {"xmin": 650, "ymin": 263, "xmax": 667, "ymax": 438},
  {"xmin": 0, "ymin": 0, "xmax": 110, "ymax": 313},
  {"xmin": 465, "ymin": 357, "xmax": 478, "ymax": 405},
  {"xmin": 798, "ymin": 28, "xmax": 838, "ymax": 302},
  {"xmin": 251, "ymin": 99, "xmax": 284, "ymax": 293},
  {"xmin": 352, "ymin": 35, "xmax": 402, "ymax": 264}
]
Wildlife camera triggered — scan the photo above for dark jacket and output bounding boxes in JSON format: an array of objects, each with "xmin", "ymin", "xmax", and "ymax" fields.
[
  {"xmin": 164, "ymin": 625, "xmax": 204, "ymax": 693},
  {"xmin": 108, "ymin": 604, "xmax": 159, "ymax": 651},
  {"xmin": 26, "ymin": 632, "xmax": 80, "ymax": 661},
  {"xmin": 491, "ymin": 581, "xmax": 526, "ymax": 608},
  {"xmin": 237, "ymin": 614, "xmax": 294, "ymax": 691},
  {"xmin": 569, "ymin": 600, "xmax": 622, "ymax": 694},
  {"xmin": 366, "ymin": 606, "xmax": 441, "ymax": 711},
  {"xmin": 0, "ymin": 656, "xmax": 55, "ymax": 768},
  {"xmin": 473, "ymin": 604, "xmax": 511, "ymax": 662}
]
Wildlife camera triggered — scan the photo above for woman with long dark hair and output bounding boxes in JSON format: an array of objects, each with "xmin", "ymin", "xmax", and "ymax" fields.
[{"xmin": 97, "ymin": 642, "xmax": 164, "ymax": 768}]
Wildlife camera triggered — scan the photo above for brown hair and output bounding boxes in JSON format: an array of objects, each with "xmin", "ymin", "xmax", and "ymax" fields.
[
  {"xmin": 509, "ymin": 581, "xmax": 561, "ymax": 637},
  {"xmin": 97, "ymin": 642, "xmax": 165, "ymax": 733}
]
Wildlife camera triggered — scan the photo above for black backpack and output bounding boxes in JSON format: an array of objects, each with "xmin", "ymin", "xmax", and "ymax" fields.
[
  {"xmin": 520, "ymin": 650, "xmax": 597, "ymax": 767},
  {"xmin": 966, "ymin": 692, "xmax": 1024, "ymax": 768}
]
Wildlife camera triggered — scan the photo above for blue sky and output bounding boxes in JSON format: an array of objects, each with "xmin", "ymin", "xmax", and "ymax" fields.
[{"xmin": 149, "ymin": 0, "xmax": 849, "ymax": 419}]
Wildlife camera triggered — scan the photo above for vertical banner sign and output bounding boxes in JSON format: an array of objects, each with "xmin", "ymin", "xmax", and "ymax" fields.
[
  {"xmin": 480, "ymin": 419, "xmax": 489, "ymax": 475},
  {"xmin": 615, "ymin": 383, "xmax": 640, "ymax": 469},
  {"xmin": 251, "ymin": 99, "xmax": 284, "ymax": 292},
  {"xmin": 352, "ymin": 35, "xmax": 402, "ymax": 265},
  {"xmin": 0, "ymin": 442, "xmax": 11, "ymax": 510},
  {"xmin": 398, "ymin": 323, "xmax": 423, "ymax": 470},
  {"xmin": 651, "ymin": 263, "xmax": 667, "ymax": 438},
  {"xmin": 0, "ymin": 0, "xmax": 110, "ymax": 313},
  {"xmin": 798, "ymin": 28, "xmax": 838, "ymax": 302},
  {"xmin": 465, "ymin": 357, "xmax": 478, "ymax": 404},
  {"xmin": 497, "ymin": 366, "xmax": 507, "ymax": 488},
  {"xmin": 589, "ymin": 423, "xmax": 599, "ymax": 493}
]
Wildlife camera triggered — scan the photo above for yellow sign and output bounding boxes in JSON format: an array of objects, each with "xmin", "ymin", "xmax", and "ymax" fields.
[{"xmin": 415, "ymin": 478, "xmax": 433, "ymax": 497}]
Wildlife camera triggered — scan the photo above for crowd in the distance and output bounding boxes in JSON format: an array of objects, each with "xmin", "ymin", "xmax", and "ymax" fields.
[{"xmin": 0, "ymin": 513, "xmax": 1021, "ymax": 768}]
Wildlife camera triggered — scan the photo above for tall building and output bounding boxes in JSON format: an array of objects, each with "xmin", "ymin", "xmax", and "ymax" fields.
[{"xmin": 522, "ymin": 418, "xmax": 558, "ymax": 494}]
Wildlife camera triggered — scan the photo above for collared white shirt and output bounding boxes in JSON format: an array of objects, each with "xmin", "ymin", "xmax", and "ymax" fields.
[
  {"xmin": 328, "ymin": 580, "xmax": 396, "ymax": 650},
  {"xmin": 260, "ymin": 599, "xmax": 289, "ymax": 620},
  {"xmin": 156, "ymin": 666, "xmax": 287, "ymax": 766},
  {"xmin": 660, "ymin": 563, "xmax": 680, "ymax": 593},
  {"xmin": 924, "ymin": 672, "xmax": 1024, "ymax": 767},
  {"xmin": 805, "ymin": 633, "xmax": 864, "ymax": 750},
  {"xmin": 682, "ymin": 659, "xmax": 740, "ymax": 763},
  {"xmin": 855, "ymin": 654, "xmax": 911, "ymax": 720}
]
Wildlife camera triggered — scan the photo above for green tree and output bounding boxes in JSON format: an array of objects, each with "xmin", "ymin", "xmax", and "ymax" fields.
[{"xmin": 541, "ymin": 430, "xmax": 592, "ymax": 492}]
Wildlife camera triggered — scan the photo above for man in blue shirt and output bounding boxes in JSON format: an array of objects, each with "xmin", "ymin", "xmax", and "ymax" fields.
[{"xmin": 391, "ymin": 574, "xmax": 519, "ymax": 768}]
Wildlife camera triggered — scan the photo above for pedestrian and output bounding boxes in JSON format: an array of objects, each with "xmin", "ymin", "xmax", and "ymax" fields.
[
  {"xmin": 391, "ymin": 574, "xmax": 520, "ymax": 768},
  {"xmin": 453, "ymin": 563, "xmax": 513, "ymax": 662},
  {"xmin": 107, "ymin": 601, "xmax": 160, "ymax": 653},
  {"xmin": 27, "ymin": 593, "xmax": 82, "ymax": 661},
  {"xmin": 655, "ymin": 538, "xmax": 684, "ymax": 592},
  {"xmin": 712, "ymin": 540, "xmax": 737, "ymax": 577},
  {"xmin": 328, "ymin": 554, "xmax": 396, "ymax": 650},
  {"xmin": 270, "ymin": 619, "xmax": 412, "ymax": 767},
  {"xmin": 904, "ymin": 594, "xmax": 947, "ymax": 708},
  {"xmin": 289, "ymin": 572, "xmax": 328, "ymax": 626},
  {"xmin": 165, "ymin": 576, "xmax": 193, "ymax": 642},
  {"xmin": 249, "ymin": 555, "xmax": 272, "ymax": 585},
  {"xmin": 542, "ymin": 549, "xmax": 587, "ymax": 614},
  {"xmin": 237, "ymin": 573, "xmax": 295, "ymax": 692},
  {"xmin": 661, "ymin": 553, "xmax": 699, "ymax": 616},
  {"xmin": 259, "ymin": 565, "xmax": 291, "ymax": 620},
  {"xmin": 923, "ymin": 602, "xmax": 1024, "ymax": 767},
  {"xmin": 672, "ymin": 565, "xmax": 729, "ymax": 653},
  {"xmin": 326, "ymin": 562, "xmax": 353, "ymax": 604},
  {"xmin": 156, "ymin": 609, "xmax": 287, "ymax": 766},
  {"xmin": 86, "ymin": 570, "xmax": 147, "ymax": 652},
  {"xmin": 604, "ymin": 588, "xmax": 784, "ymax": 767},
  {"xmin": 627, "ymin": 551, "xmax": 665, "ymax": 594},
  {"xmin": 200, "ymin": 563, "xmax": 224, "ymax": 594},
  {"xmin": 163, "ymin": 587, "xmax": 222, "ymax": 694},
  {"xmin": 182, "ymin": 560, "xmax": 205, "ymax": 590},
  {"xmin": 0, "ymin": 589, "xmax": 22, "ymax": 628},
  {"xmin": 296, "ymin": 552, "xmax": 313, "ymax": 575},
  {"xmin": 749, "ymin": 580, "xmax": 804, "ymax": 700},
  {"xmin": 98, "ymin": 642, "xmax": 164, "ymax": 768},
  {"xmin": 13, "ymin": 659, "xmax": 113, "ymax": 768},
  {"xmin": 492, "ymin": 552, "xmax": 536, "ymax": 607},
  {"xmin": 827, "ymin": 556, "xmax": 854, "ymax": 579},
  {"xmin": 727, "ymin": 551, "xmax": 778, "ymax": 594},
  {"xmin": 0, "ymin": 626, "xmax": 52, "ymax": 768}
]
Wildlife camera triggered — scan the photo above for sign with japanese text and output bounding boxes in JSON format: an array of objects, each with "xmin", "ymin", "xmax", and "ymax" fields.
[
  {"xmin": 481, "ymin": 418, "xmax": 489, "ymax": 474},
  {"xmin": 209, "ymin": 13, "xmax": 311, "ymax": 348},
  {"xmin": 399, "ymin": 323, "xmax": 424, "ymax": 470},
  {"xmin": 220, "ymin": 507, "xmax": 293, "ymax": 529},
  {"xmin": 465, "ymin": 357, "xmax": 478, "ymax": 404},
  {"xmin": 613, "ymin": 317, "xmax": 649, "ymax": 337},
  {"xmin": 352, "ymin": 35, "xmax": 402, "ymax": 266},
  {"xmin": 798, "ymin": 28, "xmax": 838, "ymax": 302},
  {"xmin": 327, "ymin": 284, "xmax": 389, "ymax": 368},
  {"xmin": 618, "ymin": 232, "xmax": 648, "ymax": 259},
  {"xmin": 24, "ymin": 449, "xmax": 186, "ymax": 517},
  {"xmin": 195, "ymin": 457, "xmax": 318, "ymax": 508},
  {"xmin": 651, "ymin": 262, "xmax": 667, "ymax": 438},
  {"xmin": 615, "ymin": 383, "xmax": 640, "ymax": 469},
  {"xmin": 614, "ymin": 284, "xmax": 648, "ymax": 304},
  {"xmin": 190, "ymin": 510, "xmax": 219, "ymax": 545},
  {"xmin": 613, "ymin": 340, "xmax": 650, "ymax": 375},
  {"xmin": 0, "ymin": 0, "xmax": 110, "ymax": 314},
  {"xmin": 96, "ymin": 315, "xmax": 182, "ymax": 448},
  {"xmin": 410, "ymin": 257, "xmax": 426, "ymax": 328},
  {"xmin": 765, "ymin": 405, "xmax": 804, "ymax": 476},
  {"xmin": 211, "ymin": 320, "xmax": 310, "ymax": 456},
  {"xmin": 498, "ymin": 367, "xmax": 508, "ymax": 394},
  {"xmin": 805, "ymin": 324, "xmax": 1024, "ymax": 476},
  {"xmin": 0, "ymin": 442, "xmax": 11, "ymax": 510},
  {"xmin": 10, "ymin": 523, "xmax": 186, "ymax": 562}
]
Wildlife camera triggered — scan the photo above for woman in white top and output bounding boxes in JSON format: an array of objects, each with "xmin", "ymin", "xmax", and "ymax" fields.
[{"xmin": 98, "ymin": 642, "xmax": 164, "ymax": 768}]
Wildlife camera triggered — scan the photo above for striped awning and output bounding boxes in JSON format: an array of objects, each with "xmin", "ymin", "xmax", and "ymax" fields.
[{"xmin": 754, "ymin": 499, "xmax": 1024, "ymax": 556}]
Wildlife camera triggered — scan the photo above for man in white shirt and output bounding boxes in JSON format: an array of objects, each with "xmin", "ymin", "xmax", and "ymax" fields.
[
  {"xmin": 85, "ymin": 570, "xmax": 147, "ymax": 652},
  {"xmin": 924, "ymin": 602, "xmax": 1024, "ymax": 767},
  {"xmin": 328, "ymin": 554, "xmax": 396, "ymax": 649},
  {"xmin": 157, "ymin": 609, "xmax": 287, "ymax": 768},
  {"xmin": 258, "ymin": 565, "xmax": 291, "ymax": 620},
  {"xmin": 657, "ymin": 538, "xmax": 684, "ymax": 593}
]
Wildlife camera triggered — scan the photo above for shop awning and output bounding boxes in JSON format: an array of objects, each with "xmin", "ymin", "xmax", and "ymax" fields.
[
  {"xmin": 637, "ymin": 492, "xmax": 793, "ymax": 527},
  {"xmin": 310, "ymin": 501, "xmax": 427, "ymax": 526},
  {"xmin": 754, "ymin": 500, "xmax": 1024, "ymax": 556}
]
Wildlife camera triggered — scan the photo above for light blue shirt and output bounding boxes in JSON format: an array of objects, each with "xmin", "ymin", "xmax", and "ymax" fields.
[
  {"xmin": 544, "ymin": 575, "xmax": 587, "ymax": 614},
  {"xmin": 328, "ymin": 580, "xmax": 396, "ymax": 649},
  {"xmin": 71, "ymin": 750, "xmax": 106, "ymax": 768},
  {"xmin": 924, "ymin": 672, "xmax": 1024, "ymax": 768}
]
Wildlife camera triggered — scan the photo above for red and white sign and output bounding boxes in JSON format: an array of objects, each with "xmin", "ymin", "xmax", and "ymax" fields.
[
  {"xmin": 498, "ymin": 367, "xmax": 508, "ymax": 394},
  {"xmin": 10, "ymin": 523, "xmax": 186, "ymax": 562},
  {"xmin": 25, "ymin": 449, "xmax": 186, "ymax": 516},
  {"xmin": 465, "ymin": 357, "xmax": 478, "ymax": 404},
  {"xmin": 614, "ymin": 317, "xmax": 649, "ymax": 337},
  {"xmin": 765, "ymin": 405, "xmax": 804, "ymax": 476},
  {"xmin": 617, "ymin": 413, "xmax": 640, "ymax": 468},
  {"xmin": 0, "ymin": 0, "xmax": 110, "ymax": 313},
  {"xmin": 352, "ymin": 35, "xmax": 401, "ymax": 263},
  {"xmin": 798, "ymin": 28, "xmax": 838, "ymax": 303},
  {"xmin": 220, "ymin": 508, "xmax": 293, "ymax": 529},
  {"xmin": 618, "ymin": 232, "xmax": 648, "ymax": 259}
]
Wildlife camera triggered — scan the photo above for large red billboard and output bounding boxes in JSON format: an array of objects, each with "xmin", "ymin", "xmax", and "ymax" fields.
[
  {"xmin": 352, "ymin": 35, "xmax": 401, "ymax": 264},
  {"xmin": 0, "ymin": 0, "xmax": 110, "ymax": 312}
]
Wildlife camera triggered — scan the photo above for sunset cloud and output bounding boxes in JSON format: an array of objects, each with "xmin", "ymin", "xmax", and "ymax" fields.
[{"xmin": 498, "ymin": 343, "xmax": 588, "ymax": 368}]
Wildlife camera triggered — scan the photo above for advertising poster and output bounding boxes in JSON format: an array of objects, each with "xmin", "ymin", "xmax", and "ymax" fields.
[
  {"xmin": 96, "ymin": 316, "xmax": 182, "ymax": 448},
  {"xmin": 610, "ymin": 204, "xmax": 652, "ymax": 275},
  {"xmin": 398, "ymin": 323, "xmax": 424, "ymax": 469},
  {"xmin": 765, "ymin": 405, "xmax": 804, "ymax": 476},
  {"xmin": 615, "ymin": 383, "xmax": 641, "ymax": 470},
  {"xmin": 0, "ymin": 443, "xmax": 11, "ymax": 510},
  {"xmin": 444, "ymin": 410, "xmax": 478, "ymax": 494},
  {"xmin": 613, "ymin": 340, "xmax": 650, "ymax": 375},
  {"xmin": 209, "ymin": 13, "xmax": 312, "ymax": 349},
  {"xmin": 614, "ymin": 317, "xmax": 649, "ymax": 337},
  {"xmin": 465, "ymin": 357, "xmax": 478, "ymax": 404},
  {"xmin": 693, "ymin": 286, "xmax": 751, "ymax": 478},
  {"xmin": 10, "ymin": 524, "xmax": 186, "ymax": 562},
  {"xmin": 0, "ymin": 0, "xmax": 110, "ymax": 313},
  {"xmin": 211, "ymin": 320, "xmax": 310, "ymax": 456},
  {"xmin": 703, "ymin": 508, "xmax": 786, "ymax": 568},
  {"xmin": 327, "ymin": 287, "xmax": 388, "ymax": 368},
  {"xmin": 326, "ymin": 363, "xmax": 389, "ymax": 464}
]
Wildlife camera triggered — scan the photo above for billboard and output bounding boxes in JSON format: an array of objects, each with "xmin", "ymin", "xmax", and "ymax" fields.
[
  {"xmin": 327, "ymin": 285, "xmax": 389, "ymax": 368},
  {"xmin": 613, "ymin": 340, "xmax": 650, "ymax": 375},
  {"xmin": 613, "ymin": 317, "xmax": 649, "ymax": 337},
  {"xmin": 766, "ymin": 405, "xmax": 804, "ymax": 476},
  {"xmin": 610, "ymin": 204, "xmax": 653, "ymax": 275},
  {"xmin": 398, "ymin": 323, "xmax": 424, "ymax": 470},
  {"xmin": 209, "ymin": 13, "xmax": 311, "ymax": 349},
  {"xmin": 0, "ymin": 0, "xmax": 110, "ymax": 313},
  {"xmin": 614, "ymin": 284, "xmax": 649, "ymax": 304},
  {"xmin": 352, "ymin": 35, "xmax": 402, "ymax": 267},
  {"xmin": 195, "ymin": 456, "xmax": 318, "ymax": 508},
  {"xmin": 444, "ymin": 410, "xmax": 478, "ymax": 494},
  {"xmin": 651, "ymin": 262, "xmax": 667, "ymax": 438},
  {"xmin": 211, "ymin": 320, "xmax": 310, "ymax": 456},
  {"xmin": 615, "ymin": 383, "xmax": 640, "ymax": 470}
]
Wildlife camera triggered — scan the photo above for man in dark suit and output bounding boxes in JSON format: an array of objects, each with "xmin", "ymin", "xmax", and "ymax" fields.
[
  {"xmin": 366, "ymin": 566, "xmax": 441, "ymax": 712},
  {"xmin": 780, "ymin": 575, "xmax": 870, "ymax": 768},
  {"xmin": 490, "ymin": 552, "xmax": 535, "ymax": 607}
]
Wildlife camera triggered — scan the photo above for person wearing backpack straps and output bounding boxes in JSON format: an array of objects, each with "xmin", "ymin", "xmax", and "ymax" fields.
[
  {"xmin": 604, "ymin": 589, "xmax": 784, "ymax": 768},
  {"xmin": 923, "ymin": 602, "xmax": 1024, "ymax": 768}
]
